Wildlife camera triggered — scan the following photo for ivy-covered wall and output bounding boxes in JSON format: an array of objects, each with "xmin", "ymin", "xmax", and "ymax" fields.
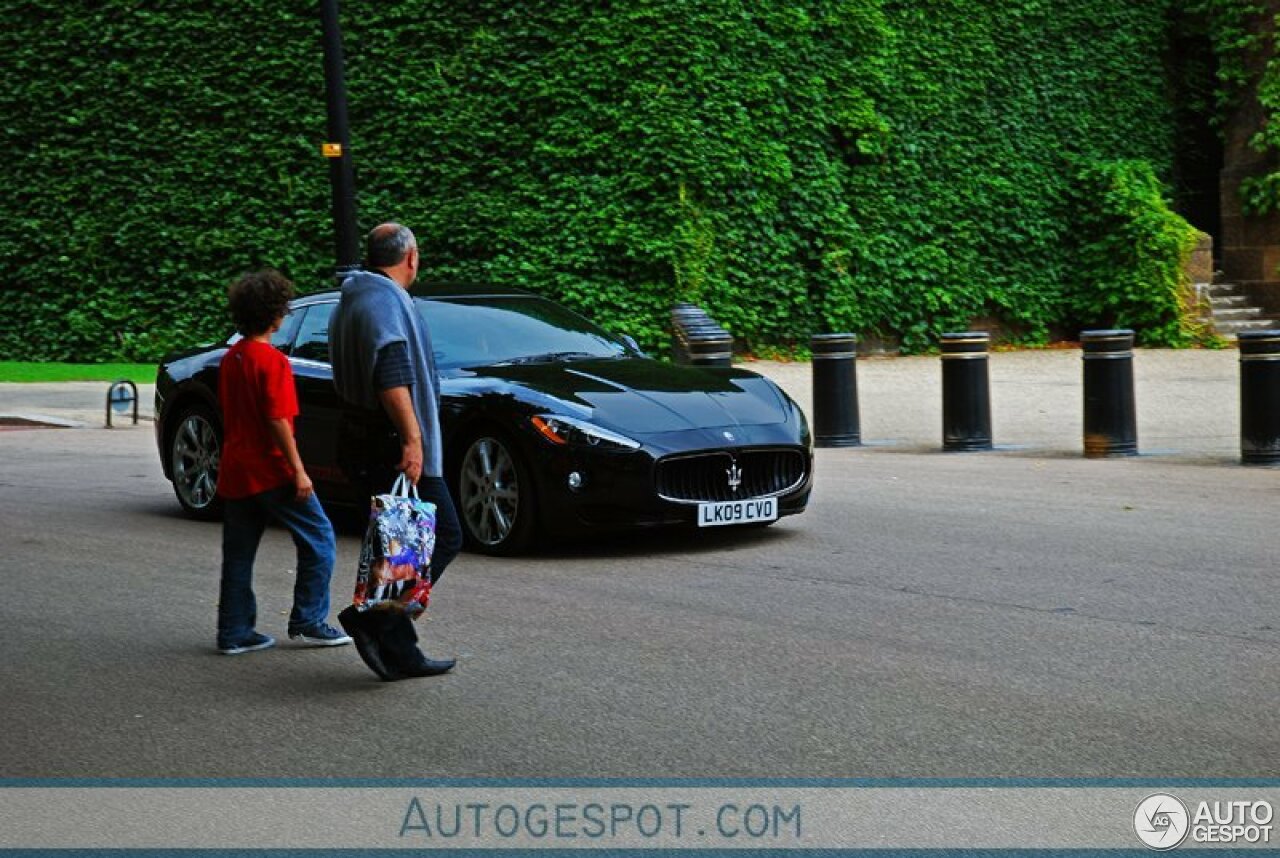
[
  {"xmin": 0, "ymin": 0, "xmax": 1228, "ymax": 360},
  {"xmin": 1203, "ymin": 0, "xmax": 1280, "ymax": 288}
]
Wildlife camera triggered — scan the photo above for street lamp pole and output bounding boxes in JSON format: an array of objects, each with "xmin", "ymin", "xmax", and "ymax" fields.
[{"xmin": 320, "ymin": 0, "xmax": 360, "ymax": 281}]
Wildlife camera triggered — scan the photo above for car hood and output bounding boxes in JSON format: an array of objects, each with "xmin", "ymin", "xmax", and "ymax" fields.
[{"xmin": 470, "ymin": 358, "xmax": 794, "ymax": 434}]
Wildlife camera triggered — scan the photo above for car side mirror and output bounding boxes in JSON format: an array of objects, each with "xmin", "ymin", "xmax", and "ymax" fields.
[{"xmin": 620, "ymin": 334, "xmax": 646, "ymax": 357}]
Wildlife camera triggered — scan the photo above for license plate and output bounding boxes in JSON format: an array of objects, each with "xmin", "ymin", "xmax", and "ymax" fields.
[{"xmin": 697, "ymin": 497, "xmax": 778, "ymax": 527}]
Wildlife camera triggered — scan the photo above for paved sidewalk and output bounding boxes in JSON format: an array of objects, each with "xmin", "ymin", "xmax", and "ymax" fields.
[
  {"xmin": 0, "ymin": 382, "xmax": 157, "ymax": 429},
  {"xmin": 0, "ymin": 348, "xmax": 1259, "ymax": 463},
  {"xmin": 750, "ymin": 347, "xmax": 1247, "ymax": 463}
]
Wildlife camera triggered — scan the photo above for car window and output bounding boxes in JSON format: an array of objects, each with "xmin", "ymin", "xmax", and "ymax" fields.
[
  {"xmin": 421, "ymin": 296, "xmax": 627, "ymax": 369},
  {"xmin": 270, "ymin": 309, "xmax": 303, "ymax": 353},
  {"xmin": 291, "ymin": 303, "xmax": 335, "ymax": 364}
]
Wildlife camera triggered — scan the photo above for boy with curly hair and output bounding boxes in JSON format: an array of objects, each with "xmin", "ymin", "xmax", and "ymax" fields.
[{"xmin": 216, "ymin": 269, "xmax": 351, "ymax": 655}]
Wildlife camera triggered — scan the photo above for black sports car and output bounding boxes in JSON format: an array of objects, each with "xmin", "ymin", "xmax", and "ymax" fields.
[{"xmin": 155, "ymin": 283, "xmax": 813, "ymax": 553}]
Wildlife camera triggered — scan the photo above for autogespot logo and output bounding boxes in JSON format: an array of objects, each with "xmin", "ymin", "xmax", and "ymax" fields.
[{"xmin": 1134, "ymin": 794, "xmax": 1190, "ymax": 850}]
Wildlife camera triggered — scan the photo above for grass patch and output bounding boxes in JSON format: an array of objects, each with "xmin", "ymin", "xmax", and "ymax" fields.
[{"xmin": 0, "ymin": 362, "xmax": 155, "ymax": 383}]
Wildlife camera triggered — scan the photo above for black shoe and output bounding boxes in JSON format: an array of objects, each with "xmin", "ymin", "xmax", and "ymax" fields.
[
  {"xmin": 377, "ymin": 612, "xmax": 454, "ymax": 677},
  {"xmin": 402, "ymin": 655, "xmax": 456, "ymax": 677},
  {"xmin": 338, "ymin": 606, "xmax": 405, "ymax": 682}
]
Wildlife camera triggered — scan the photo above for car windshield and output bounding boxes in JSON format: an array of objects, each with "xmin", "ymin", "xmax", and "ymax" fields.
[{"xmin": 420, "ymin": 295, "xmax": 629, "ymax": 370}]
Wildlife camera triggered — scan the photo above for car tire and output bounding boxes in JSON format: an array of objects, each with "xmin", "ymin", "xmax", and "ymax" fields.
[
  {"xmin": 455, "ymin": 428, "xmax": 536, "ymax": 555},
  {"xmin": 169, "ymin": 403, "xmax": 223, "ymax": 521}
]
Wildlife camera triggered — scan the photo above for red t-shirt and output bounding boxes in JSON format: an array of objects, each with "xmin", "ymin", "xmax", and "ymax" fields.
[{"xmin": 217, "ymin": 339, "xmax": 300, "ymax": 499}]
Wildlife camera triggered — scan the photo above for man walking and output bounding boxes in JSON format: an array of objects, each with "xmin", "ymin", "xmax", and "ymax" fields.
[{"xmin": 329, "ymin": 223, "xmax": 463, "ymax": 680}]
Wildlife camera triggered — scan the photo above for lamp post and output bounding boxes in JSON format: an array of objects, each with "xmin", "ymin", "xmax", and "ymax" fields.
[{"xmin": 320, "ymin": 0, "xmax": 359, "ymax": 281}]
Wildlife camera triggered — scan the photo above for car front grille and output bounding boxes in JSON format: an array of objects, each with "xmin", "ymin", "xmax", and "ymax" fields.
[{"xmin": 655, "ymin": 448, "xmax": 807, "ymax": 504}]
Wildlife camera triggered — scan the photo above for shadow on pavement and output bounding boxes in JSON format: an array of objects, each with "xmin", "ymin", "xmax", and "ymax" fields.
[{"xmin": 533, "ymin": 521, "xmax": 798, "ymax": 560}]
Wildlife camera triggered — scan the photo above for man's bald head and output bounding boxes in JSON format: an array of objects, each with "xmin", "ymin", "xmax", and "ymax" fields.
[
  {"xmin": 365, "ymin": 223, "xmax": 419, "ymax": 287},
  {"xmin": 365, "ymin": 223, "xmax": 416, "ymax": 268}
]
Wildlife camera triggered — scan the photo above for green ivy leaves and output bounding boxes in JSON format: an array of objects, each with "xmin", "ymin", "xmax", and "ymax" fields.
[
  {"xmin": 0, "ymin": 0, "xmax": 1242, "ymax": 360},
  {"xmin": 1068, "ymin": 160, "xmax": 1204, "ymax": 346}
]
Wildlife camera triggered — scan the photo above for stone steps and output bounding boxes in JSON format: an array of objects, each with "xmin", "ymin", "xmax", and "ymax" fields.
[{"xmin": 1198, "ymin": 282, "xmax": 1278, "ymax": 338}]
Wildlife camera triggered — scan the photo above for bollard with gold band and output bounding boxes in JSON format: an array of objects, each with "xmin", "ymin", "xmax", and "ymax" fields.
[
  {"xmin": 671, "ymin": 303, "xmax": 708, "ymax": 363},
  {"xmin": 940, "ymin": 332, "xmax": 993, "ymax": 451},
  {"xmin": 670, "ymin": 303, "xmax": 733, "ymax": 367},
  {"xmin": 1238, "ymin": 330, "xmax": 1280, "ymax": 465},
  {"xmin": 811, "ymin": 333, "xmax": 861, "ymax": 447},
  {"xmin": 1081, "ymin": 329, "xmax": 1137, "ymax": 458},
  {"xmin": 685, "ymin": 327, "xmax": 734, "ymax": 367}
]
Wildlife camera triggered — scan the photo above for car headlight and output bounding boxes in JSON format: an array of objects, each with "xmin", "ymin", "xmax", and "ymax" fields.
[{"xmin": 530, "ymin": 414, "xmax": 641, "ymax": 451}]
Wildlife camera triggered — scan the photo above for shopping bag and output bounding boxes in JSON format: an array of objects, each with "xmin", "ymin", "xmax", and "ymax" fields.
[{"xmin": 351, "ymin": 474, "xmax": 436, "ymax": 619}]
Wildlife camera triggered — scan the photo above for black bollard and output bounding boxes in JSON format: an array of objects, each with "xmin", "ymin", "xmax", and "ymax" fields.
[
  {"xmin": 685, "ymin": 328, "xmax": 734, "ymax": 367},
  {"xmin": 1238, "ymin": 330, "xmax": 1280, "ymax": 465},
  {"xmin": 671, "ymin": 303, "xmax": 733, "ymax": 367},
  {"xmin": 940, "ymin": 332, "xmax": 992, "ymax": 451},
  {"xmin": 671, "ymin": 303, "xmax": 707, "ymax": 363},
  {"xmin": 1081, "ymin": 329, "xmax": 1138, "ymax": 458},
  {"xmin": 811, "ymin": 333, "xmax": 861, "ymax": 447}
]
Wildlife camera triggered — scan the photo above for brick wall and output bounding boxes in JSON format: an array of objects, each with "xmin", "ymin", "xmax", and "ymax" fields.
[{"xmin": 1219, "ymin": 0, "xmax": 1280, "ymax": 289}]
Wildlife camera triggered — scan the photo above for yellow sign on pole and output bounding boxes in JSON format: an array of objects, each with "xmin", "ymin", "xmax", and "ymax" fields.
[{"xmin": 321, "ymin": 142, "xmax": 343, "ymax": 158}]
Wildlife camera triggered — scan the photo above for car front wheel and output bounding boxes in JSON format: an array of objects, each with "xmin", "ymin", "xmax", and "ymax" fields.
[
  {"xmin": 456, "ymin": 430, "xmax": 535, "ymax": 555},
  {"xmin": 170, "ymin": 404, "xmax": 223, "ymax": 520}
]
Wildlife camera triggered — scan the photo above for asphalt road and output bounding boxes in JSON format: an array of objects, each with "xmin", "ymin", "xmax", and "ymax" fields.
[{"xmin": 1, "ymin": 420, "xmax": 1275, "ymax": 779}]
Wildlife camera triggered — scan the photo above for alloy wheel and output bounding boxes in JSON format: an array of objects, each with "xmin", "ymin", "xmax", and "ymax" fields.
[
  {"xmin": 459, "ymin": 436, "xmax": 521, "ymax": 547},
  {"xmin": 172, "ymin": 410, "xmax": 220, "ymax": 514}
]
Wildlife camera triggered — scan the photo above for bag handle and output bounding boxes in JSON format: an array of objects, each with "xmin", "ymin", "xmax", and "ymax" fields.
[{"xmin": 391, "ymin": 473, "xmax": 420, "ymax": 500}]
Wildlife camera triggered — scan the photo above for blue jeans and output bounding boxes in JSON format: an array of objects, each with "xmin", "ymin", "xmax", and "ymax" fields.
[{"xmin": 218, "ymin": 485, "xmax": 337, "ymax": 647}]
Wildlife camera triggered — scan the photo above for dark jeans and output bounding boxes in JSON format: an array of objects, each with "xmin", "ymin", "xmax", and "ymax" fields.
[
  {"xmin": 413, "ymin": 475, "xmax": 463, "ymax": 585},
  {"xmin": 218, "ymin": 485, "xmax": 336, "ymax": 647},
  {"xmin": 340, "ymin": 400, "xmax": 464, "ymax": 677}
]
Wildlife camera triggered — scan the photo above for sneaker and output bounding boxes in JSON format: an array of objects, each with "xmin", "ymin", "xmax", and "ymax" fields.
[
  {"xmin": 289, "ymin": 623, "xmax": 353, "ymax": 647},
  {"xmin": 218, "ymin": 632, "xmax": 276, "ymax": 656}
]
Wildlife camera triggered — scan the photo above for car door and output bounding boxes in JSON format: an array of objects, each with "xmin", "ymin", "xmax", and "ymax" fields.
[{"xmin": 286, "ymin": 301, "xmax": 351, "ymax": 500}]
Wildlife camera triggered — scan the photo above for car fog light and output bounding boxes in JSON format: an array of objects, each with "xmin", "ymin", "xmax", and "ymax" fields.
[{"xmin": 568, "ymin": 471, "xmax": 584, "ymax": 491}]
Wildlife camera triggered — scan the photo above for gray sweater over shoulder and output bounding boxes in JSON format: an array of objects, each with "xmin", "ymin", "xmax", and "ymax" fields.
[{"xmin": 328, "ymin": 269, "xmax": 444, "ymax": 478}]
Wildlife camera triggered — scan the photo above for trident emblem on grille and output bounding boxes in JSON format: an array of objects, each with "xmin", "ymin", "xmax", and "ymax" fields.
[{"xmin": 726, "ymin": 461, "xmax": 743, "ymax": 493}]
